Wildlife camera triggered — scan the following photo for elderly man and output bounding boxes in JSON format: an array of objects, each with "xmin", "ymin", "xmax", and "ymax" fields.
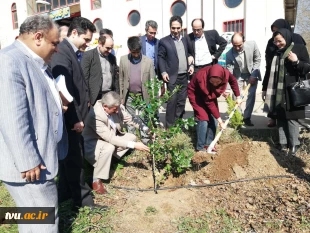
[
  {"xmin": 81, "ymin": 35, "xmax": 119, "ymax": 106},
  {"xmin": 83, "ymin": 92, "xmax": 150, "ymax": 194},
  {"xmin": 140, "ymin": 20, "xmax": 159, "ymax": 74},
  {"xmin": 0, "ymin": 15, "xmax": 67, "ymax": 232},
  {"xmin": 226, "ymin": 32, "xmax": 261, "ymax": 127},
  {"xmin": 187, "ymin": 18, "xmax": 227, "ymax": 74}
]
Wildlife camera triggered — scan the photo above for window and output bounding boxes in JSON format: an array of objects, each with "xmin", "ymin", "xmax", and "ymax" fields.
[
  {"xmin": 224, "ymin": 0, "xmax": 243, "ymax": 8},
  {"xmin": 11, "ymin": 3, "xmax": 18, "ymax": 29},
  {"xmin": 93, "ymin": 18, "xmax": 103, "ymax": 32},
  {"xmin": 128, "ymin": 10, "xmax": 140, "ymax": 26},
  {"xmin": 223, "ymin": 19, "xmax": 244, "ymax": 33},
  {"xmin": 91, "ymin": 0, "xmax": 101, "ymax": 9},
  {"xmin": 171, "ymin": 1, "xmax": 186, "ymax": 17},
  {"xmin": 37, "ymin": 0, "xmax": 51, "ymax": 13}
]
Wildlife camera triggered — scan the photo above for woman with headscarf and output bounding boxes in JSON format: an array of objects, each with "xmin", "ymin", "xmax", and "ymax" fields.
[
  {"xmin": 188, "ymin": 64, "xmax": 241, "ymax": 152},
  {"xmin": 263, "ymin": 19, "xmax": 306, "ymax": 127},
  {"xmin": 262, "ymin": 28, "xmax": 309, "ymax": 156}
]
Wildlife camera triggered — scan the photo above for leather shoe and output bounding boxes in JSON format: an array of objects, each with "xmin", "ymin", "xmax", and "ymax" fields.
[
  {"xmin": 243, "ymin": 118, "xmax": 254, "ymax": 126},
  {"xmin": 89, "ymin": 203, "xmax": 109, "ymax": 211},
  {"xmin": 276, "ymin": 143, "xmax": 287, "ymax": 152},
  {"xmin": 92, "ymin": 180, "xmax": 107, "ymax": 195},
  {"xmin": 289, "ymin": 145, "xmax": 299, "ymax": 156}
]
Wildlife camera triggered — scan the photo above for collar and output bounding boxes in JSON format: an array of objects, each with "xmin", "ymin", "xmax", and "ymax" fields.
[
  {"xmin": 130, "ymin": 54, "xmax": 142, "ymax": 64},
  {"xmin": 17, "ymin": 40, "xmax": 47, "ymax": 70},
  {"xmin": 145, "ymin": 35, "xmax": 155, "ymax": 43},
  {"xmin": 65, "ymin": 37, "xmax": 79, "ymax": 53},
  {"xmin": 194, "ymin": 33, "xmax": 204, "ymax": 40},
  {"xmin": 170, "ymin": 34, "xmax": 183, "ymax": 41},
  {"xmin": 97, "ymin": 47, "xmax": 108, "ymax": 58}
]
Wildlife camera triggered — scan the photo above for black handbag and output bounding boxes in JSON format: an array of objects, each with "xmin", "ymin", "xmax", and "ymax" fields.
[{"xmin": 287, "ymin": 78, "xmax": 310, "ymax": 107}]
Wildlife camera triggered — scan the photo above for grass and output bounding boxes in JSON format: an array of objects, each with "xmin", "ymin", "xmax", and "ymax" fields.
[{"xmin": 175, "ymin": 209, "xmax": 244, "ymax": 233}]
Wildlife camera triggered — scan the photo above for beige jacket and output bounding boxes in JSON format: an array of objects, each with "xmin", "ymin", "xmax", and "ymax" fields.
[{"xmin": 83, "ymin": 101, "xmax": 139, "ymax": 160}]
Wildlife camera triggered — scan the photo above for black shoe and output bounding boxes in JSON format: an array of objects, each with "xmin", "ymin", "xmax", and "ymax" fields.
[
  {"xmin": 289, "ymin": 145, "xmax": 299, "ymax": 156},
  {"xmin": 243, "ymin": 118, "xmax": 254, "ymax": 126}
]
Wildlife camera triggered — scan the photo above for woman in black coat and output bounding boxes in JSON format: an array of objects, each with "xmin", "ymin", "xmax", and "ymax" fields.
[
  {"xmin": 263, "ymin": 19, "xmax": 306, "ymax": 127},
  {"xmin": 262, "ymin": 28, "xmax": 309, "ymax": 156}
]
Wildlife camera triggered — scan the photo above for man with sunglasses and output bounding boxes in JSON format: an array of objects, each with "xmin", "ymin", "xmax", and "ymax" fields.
[
  {"xmin": 186, "ymin": 18, "xmax": 227, "ymax": 74},
  {"xmin": 140, "ymin": 20, "xmax": 159, "ymax": 75}
]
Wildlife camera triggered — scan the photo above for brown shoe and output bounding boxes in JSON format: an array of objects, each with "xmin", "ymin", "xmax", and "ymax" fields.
[{"xmin": 92, "ymin": 180, "xmax": 107, "ymax": 195}]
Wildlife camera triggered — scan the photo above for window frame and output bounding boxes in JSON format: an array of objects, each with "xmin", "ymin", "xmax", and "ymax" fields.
[
  {"xmin": 170, "ymin": 0, "xmax": 187, "ymax": 17},
  {"xmin": 127, "ymin": 10, "xmax": 141, "ymax": 27},
  {"xmin": 11, "ymin": 3, "xmax": 18, "ymax": 30},
  {"xmin": 223, "ymin": 19, "xmax": 244, "ymax": 33},
  {"xmin": 91, "ymin": 0, "xmax": 101, "ymax": 10}
]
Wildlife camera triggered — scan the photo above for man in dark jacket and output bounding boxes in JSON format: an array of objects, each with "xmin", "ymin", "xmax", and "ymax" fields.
[
  {"xmin": 186, "ymin": 18, "xmax": 227, "ymax": 74},
  {"xmin": 81, "ymin": 35, "xmax": 119, "ymax": 106},
  {"xmin": 51, "ymin": 17, "xmax": 97, "ymax": 210}
]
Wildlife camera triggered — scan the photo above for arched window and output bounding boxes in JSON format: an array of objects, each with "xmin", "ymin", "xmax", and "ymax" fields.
[
  {"xmin": 171, "ymin": 1, "xmax": 186, "ymax": 17},
  {"xmin": 93, "ymin": 18, "xmax": 103, "ymax": 33},
  {"xmin": 11, "ymin": 3, "xmax": 18, "ymax": 29}
]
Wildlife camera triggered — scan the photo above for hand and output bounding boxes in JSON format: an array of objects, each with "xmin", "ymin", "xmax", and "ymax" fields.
[
  {"xmin": 262, "ymin": 91, "xmax": 266, "ymax": 101},
  {"xmin": 287, "ymin": 51, "xmax": 298, "ymax": 62},
  {"xmin": 211, "ymin": 55, "xmax": 216, "ymax": 60},
  {"xmin": 248, "ymin": 77, "xmax": 257, "ymax": 85},
  {"xmin": 62, "ymin": 106, "xmax": 68, "ymax": 113},
  {"xmin": 162, "ymin": 73, "xmax": 169, "ymax": 82},
  {"xmin": 123, "ymin": 114, "xmax": 132, "ymax": 123},
  {"xmin": 188, "ymin": 56, "xmax": 194, "ymax": 65},
  {"xmin": 21, "ymin": 163, "xmax": 46, "ymax": 182},
  {"xmin": 235, "ymin": 96, "xmax": 242, "ymax": 105},
  {"xmin": 134, "ymin": 142, "xmax": 150, "ymax": 152},
  {"xmin": 219, "ymin": 121, "xmax": 226, "ymax": 130},
  {"xmin": 72, "ymin": 121, "xmax": 84, "ymax": 133},
  {"xmin": 222, "ymin": 90, "xmax": 230, "ymax": 99},
  {"xmin": 188, "ymin": 66, "xmax": 194, "ymax": 75}
]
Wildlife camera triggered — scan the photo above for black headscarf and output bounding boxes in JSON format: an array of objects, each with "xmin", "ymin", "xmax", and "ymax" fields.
[
  {"xmin": 271, "ymin": 19, "xmax": 291, "ymax": 31},
  {"xmin": 272, "ymin": 28, "xmax": 293, "ymax": 54}
]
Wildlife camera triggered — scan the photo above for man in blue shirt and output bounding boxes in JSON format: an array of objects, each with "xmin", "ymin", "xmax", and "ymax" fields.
[{"xmin": 140, "ymin": 20, "xmax": 159, "ymax": 75}]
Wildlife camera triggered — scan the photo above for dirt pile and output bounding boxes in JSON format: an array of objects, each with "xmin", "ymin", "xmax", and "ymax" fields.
[{"xmin": 97, "ymin": 141, "xmax": 310, "ymax": 232}]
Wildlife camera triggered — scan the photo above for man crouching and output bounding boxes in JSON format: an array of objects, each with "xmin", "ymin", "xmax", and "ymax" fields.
[{"xmin": 83, "ymin": 91, "xmax": 150, "ymax": 194}]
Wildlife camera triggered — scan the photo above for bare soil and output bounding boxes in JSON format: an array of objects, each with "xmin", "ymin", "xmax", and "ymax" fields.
[{"xmin": 95, "ymin": 138, "xmax": 310, "ymax": 233}]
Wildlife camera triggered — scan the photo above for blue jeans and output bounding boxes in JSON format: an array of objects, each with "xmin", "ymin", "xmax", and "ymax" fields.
[{"xmin": 196, "ymin": 114, "xmax": 217, "ymax": 151}]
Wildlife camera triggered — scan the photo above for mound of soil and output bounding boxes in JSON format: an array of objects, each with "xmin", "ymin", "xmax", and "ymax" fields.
[{"xmin": 96, "ymin": 141, "xmax": 310, "ymax": 232}]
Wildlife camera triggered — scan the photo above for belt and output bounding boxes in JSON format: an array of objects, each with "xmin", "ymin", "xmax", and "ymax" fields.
[{"xmin": 194, "ymin": 62, "xmax": 213, "ymax": 69}]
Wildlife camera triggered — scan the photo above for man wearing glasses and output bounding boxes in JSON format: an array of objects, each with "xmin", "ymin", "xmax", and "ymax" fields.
[
  {"xmin": 140, "ymin": 20, "xmax": 159, "ymax": 75},
  {"xmin": 187, "ymin": 18, "xmax": 227, "ymax": 74}
]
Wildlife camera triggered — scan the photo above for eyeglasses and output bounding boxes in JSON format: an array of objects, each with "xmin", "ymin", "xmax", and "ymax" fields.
[
  {"xmin": 192, "ymin": 28, "xmax": 203, "ymax": 33},
  {"xmin": 147, "ymin": 31, "xmax": 157, "ymax": 35}
]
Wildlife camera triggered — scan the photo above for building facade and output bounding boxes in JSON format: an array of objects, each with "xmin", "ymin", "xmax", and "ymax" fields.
[{"xmin": 0, "ymin": 0, "xmax": 286, "ymax": 73}]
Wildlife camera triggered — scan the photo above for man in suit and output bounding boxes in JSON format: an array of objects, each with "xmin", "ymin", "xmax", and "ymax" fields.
[
  {"xmin": 83, "ymin": 92, "xmax": 150, "ymax": 194},
  {"xmin": 0, "ymin": 15, "xmax": 67, "ymax": 232},
  {"xmin": 140, "ymin": 20, "xmax": 159, "ymax": 74},
  {"xmin": 158, "ymin": 16, "xmax": 194, "ymax": 128},
  {"xmin": 187, "ymin": 18, "xmax": 227, "ymax": 74},
  {"xmin": 119, "ymin": 36, "xmax": 155, "ymax": 131},
  {"xmin": 81, "ymin": 35, "xmax": 119, "ymax": 106},
  {"xmin": 51, "ymin": 17, "xmax": 97, "ymax": 210},
  {"xmin": 226, "ymin": 32, "xmax": 261, "ymax": 126}
]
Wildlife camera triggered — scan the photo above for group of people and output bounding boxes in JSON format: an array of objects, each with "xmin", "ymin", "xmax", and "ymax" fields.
[{"xmin": 0, "ymin": 12, "xmax": 309, "ymax": 232}]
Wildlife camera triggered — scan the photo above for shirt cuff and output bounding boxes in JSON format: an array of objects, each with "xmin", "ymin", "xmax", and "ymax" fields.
[{"xmin": 127, "ymin": 141, "xmax": 136, "ymax": 149}]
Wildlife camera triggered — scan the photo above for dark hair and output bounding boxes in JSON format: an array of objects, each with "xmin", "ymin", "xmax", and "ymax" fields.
[
  {"xmin": 127, "ymin": 36, "xmax": 141, "ymax": 51},
  {"xmin": 169, "ymin": 16, "xmax": 182, "ymax": 27},
  {"xmin": 272, "ymin": 31, "xmax": 282, "ymax": 38},
  {"xmin": 99, "ymin": 28, "xmax": 113, "ymax": 37},
  {"xmin": 231, "ymin": 32, "xmax": 245, "ymax": 42},
  {"xmin": 98, "ymin": 35, "xmax": 107, "ymax": 45},
  {"xmin": 19, "ymin": 15, "xmax": 56, "ymax": 35},
  {"xmin": 191, "ymin": 18, "xmax": 204, "ymax": 28},
  {"xmin": 67, "ymin": 17, "xmax": 96, "ymax": 37}
]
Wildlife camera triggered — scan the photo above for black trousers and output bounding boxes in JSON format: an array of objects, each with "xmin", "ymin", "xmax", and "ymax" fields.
[
  {"xmin": 166, "ymin": 73, "xmax": 188, "ymax": 128},
  {"xmin": 58, "ymin": 126, "xmax": 94, "ymax": 207}
]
